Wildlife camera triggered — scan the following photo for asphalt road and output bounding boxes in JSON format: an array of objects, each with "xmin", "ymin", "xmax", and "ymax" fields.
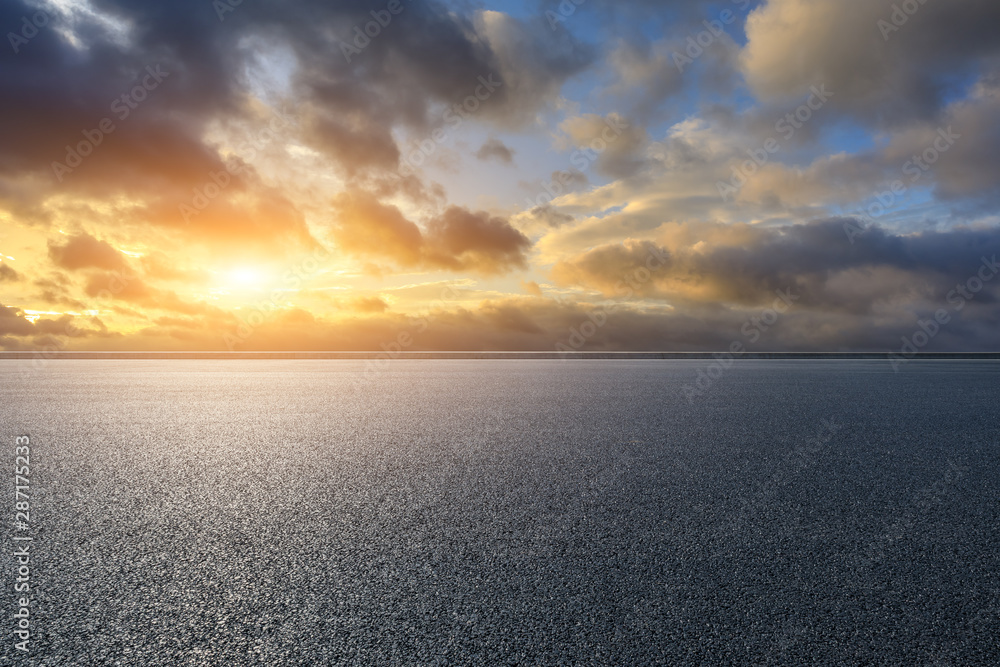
[{"xmin": 1, "ymin": 360, "xmax": 998, "ymax": 665}]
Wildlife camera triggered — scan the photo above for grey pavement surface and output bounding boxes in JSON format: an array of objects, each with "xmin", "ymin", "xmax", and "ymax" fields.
[{"xmin": 1, "ymin": 360, "xmax": 997, "ymax": 665}]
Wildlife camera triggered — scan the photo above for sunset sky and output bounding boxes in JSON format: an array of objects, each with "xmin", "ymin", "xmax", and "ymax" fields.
[{"xmin": 2, "ymin": 0, "xmax": 999, "ymax": 351}]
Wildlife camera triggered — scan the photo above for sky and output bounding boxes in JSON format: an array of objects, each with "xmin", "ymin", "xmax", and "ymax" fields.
[{"xmin": 1, "ymin": 0, "xmax": 999, "ymax": 352}]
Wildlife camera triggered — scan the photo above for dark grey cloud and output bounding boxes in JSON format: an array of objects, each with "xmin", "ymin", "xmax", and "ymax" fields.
[
  {"xmin": 6, "ymin": 291, "xmax": 997, "ymax": 352},
  {"xmin": 520, "ymin": 204, "xmax": 577, "ymax": 229},
  {"xmin": 475, "ymin": 138, "xmax": 515, "ymax": 164},
  {"xmin": 0, "ymin": 303, "xmax": 34, "ymax": 336},
  {"xmin": 0, "ymin": 0, "xmax": 593, "ymax": 216},
  {"xmin": 0, "ymin": 0, "xmax": 238, "ymax": 193},
  {"xmin": 552, "ymin": 220, "xmax": 1000, "ymax": 317},
  {"xmin": 0, "ymin": 301, "xmax": 120, "ymax": 345}
]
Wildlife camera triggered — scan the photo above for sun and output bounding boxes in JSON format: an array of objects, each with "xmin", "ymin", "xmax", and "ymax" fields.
[{"xmin": 227, "ymin": 266, "xmax": 267, "ymax": 288}]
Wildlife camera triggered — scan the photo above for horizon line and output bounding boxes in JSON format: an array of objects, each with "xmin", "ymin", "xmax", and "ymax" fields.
[{"xmin": 2, "ymin": 351, "xmax": 1000, "ymax": 360}]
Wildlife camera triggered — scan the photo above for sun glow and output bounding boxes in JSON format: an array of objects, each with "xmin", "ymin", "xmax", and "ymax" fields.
[{"xmin": 227, "ymin": 267, "xmax": 267, "ymax": 288}]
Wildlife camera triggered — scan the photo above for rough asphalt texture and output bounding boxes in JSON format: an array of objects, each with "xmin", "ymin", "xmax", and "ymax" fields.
[{"xmin": 1, "ymin": 360, "xmax": 998, "ymax": 665}]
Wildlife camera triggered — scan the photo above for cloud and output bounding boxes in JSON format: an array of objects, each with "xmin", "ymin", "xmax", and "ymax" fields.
[
  {"xmin": 349, "ymin": 296, "xmax": 390, "ymax": 313},
  {"xmin": 0, "ymin": 302, "xmax": 117, "ymax": 344},
  {"xmin": 475, "ymin": 138, "xmax": 515, "ymax": 164},
  {"xmin": 603, "ymin": 38, "xmax": 686, "ymax": 120},
  {"xmin": 521, "ymin": 280, "xmax": 543, "ymax": 296},
  {"xmin": 0, "ymin": 0, "xmax": 592, "ymax": 234},
  {"xmin": 147, "ymin": 187, "xmax": 319, "ymax": 259},
  {"xmin": 82, "ymin": 271, "xmax": 233, "ymax": 319},
  {"xmin": 48, "ymin": 233, "xmax": 129, "ymax": 271},
  {"xmin": 426, "ymin": 206, "xmax": 531, "ymax": 273},
  {"xmin": 688, "ymin": 76, "xmax": 1000, "ymax": 213},
  {"xmin": 0, "ymin": 303, "xmax": 35, "ymax": 337},
  {"xmin": 558, "ymin": 112, "xmax": 646, "ymax": 178},
  {"xmin": 0, "ymin": 264, "xmax": 21, "ymax": 282},
  {"xmin": 551, "ymin": 239, "xmax": 671, "ymax": 297},
  {"xmin": 475, "ymin": 10, "xmax": 596, "ymax": 126},
  {"xmin": 3, "ymin": 0, "xmax": 1000, "ymax": 354},
  {"xmin": 515, "ymin": 205, "xmax": 577, "ymax": 234},
  {"xmin": 6, "ymin": 289, "xmax": 999, "ymax": 352},
  {"xmin": 894, "ymin": 80, "xmax": 1000, "ymax": 203},
  {"xmin": 331, "ymin": 193, "xmax": 530, "ymax": 275},
  {"xmin": 741, "ymin": 0, "xmax": 1000, "ymax": 127},
  {"xmin": 550, "ymin": 220, "xmax": 1000, "ymax": 317},
  {"xmin": 139, "ymin": 254, "xmax": 211, "ymax": 284}
]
